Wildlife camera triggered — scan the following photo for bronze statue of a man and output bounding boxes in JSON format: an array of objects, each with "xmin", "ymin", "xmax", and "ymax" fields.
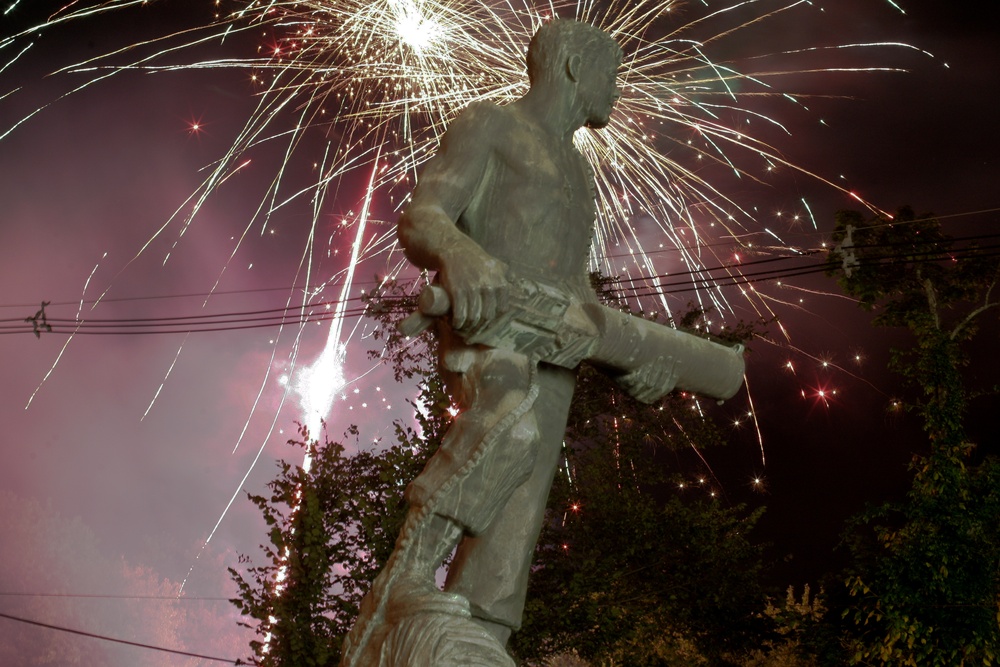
[{"xmin": 342, "ymin": 20, "xmax": 686, "ymax": 667}]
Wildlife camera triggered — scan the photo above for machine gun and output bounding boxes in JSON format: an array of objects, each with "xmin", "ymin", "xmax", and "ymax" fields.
[{"xmin": 398, "ymin": 279, "xmax": 745, "ymax": 402}]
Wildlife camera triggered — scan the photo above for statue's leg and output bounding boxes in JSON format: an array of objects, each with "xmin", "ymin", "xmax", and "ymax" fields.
[
  {"xmin": 406, "ymin": 344, "xmax": 542, "ymax": 537},
  {"xmin": 383, "ymin": 513, "xmax": 468, "ymax": 621},
  {"xmin": 383, "ymin": 343, "xmax": 539, "ymax": 608},
  {"xmin": 343, "ymin": 347, "xmax": 563, "ymax": 666},
  {"xmin": 443, "ymin": 363, "xmax": 577, "ymax": 642}
]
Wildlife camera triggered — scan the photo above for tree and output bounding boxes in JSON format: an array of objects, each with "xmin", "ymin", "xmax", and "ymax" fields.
[
  {"xmin": 226, "ymin": 283, "xmax": 450, "ymax": 666},
  {"xmin": 514, "ymin": 407, "xmax": 768, "ymax": 666},
  {"xmin": 513, "ymin": 283, "xmax": 769, "ymax": 666},
  {"xmin": 229, "ymin": 277, "xmax": 770, "ymax": 665},
  {"xmin": 228, "ymin": 426, "xmax": 436, "ymax": 666},
  {"xmin": 828, "ymin": 207, "xmax": 1000, "ymax": 665}
]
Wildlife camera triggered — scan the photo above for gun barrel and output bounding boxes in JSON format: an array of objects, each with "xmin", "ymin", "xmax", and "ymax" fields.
[{"xmin": 584, "ymin": 303, "xmax": 745, "ymax": 401}]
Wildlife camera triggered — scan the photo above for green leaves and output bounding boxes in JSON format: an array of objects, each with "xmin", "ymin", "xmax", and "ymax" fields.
[
  {"xmin": 228, "ymin": 426, "xmax": 435, "ymax": 666},
  {"xmin": 514, "ymin": 361, "xmax": 767, "ymax": 666},
  {"xmin": 231, "ymin": 277, "xmax": 772, "ymax": 666},
  {"xmin": 831, "ymin": 207, "xmax": 1000, "ymax": 666}
]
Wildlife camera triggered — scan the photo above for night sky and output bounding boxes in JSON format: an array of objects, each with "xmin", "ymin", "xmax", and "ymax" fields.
[{"xmin": 1, "ymin": 1, "xmax": 999, "ymax": 663}]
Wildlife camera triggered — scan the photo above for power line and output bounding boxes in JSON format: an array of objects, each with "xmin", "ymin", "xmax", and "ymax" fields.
[
  {"xmin": 610, "ymin": 232, "xmax": 1000, "ymax": 286},
  {"xmin": 0, "ymin": 610, "xmax": 244, "ymax": 664},
  {"xmin": 6, "ymin": 241, "xmax": 995, "ymax": 335},
  {"xmin": 4, "ymin": 209, "xmax": 997, "ymax": 313},
  {"xmin": 617, "ymin": 246, "xmax": 1000, "ymax": 299},
  {"xmin": 2, "ymin": 247, "xmax": 993, "ymax": 335},
  {"xmin": 0, "ymin": 282, "xmax": 389, "ymax": 311},
  {"xmin": 4, "ymin": 232, "xmax": 998, "ymax": 336},
  {"xmin": 846, "ymin": 205, "xmax": 1000, "ymax": 231},
  {"xmin": 599, "ymin": 207, "xmax": 1000, "ymax": 260},
  {"xmin": 0, "ymin": 309, "xmax": 368, "ymax": 336},
  {"xmin": 612, "ymin": 242, "xmax": 1000, "ymax": 294},
  {"xmin": 0, "ymin": 291, "xmax": 419, "ymax": 335},
  {"xmin": 0, "ymin": 592, "xmax": 231, "ymax": 601},
  {"xmin": 610, "ymin": 249, "xmax": 825, "ymax": 286},
  {"xmin": 0, "ymin": 298, "xmax": 360, "ymax": 324}
]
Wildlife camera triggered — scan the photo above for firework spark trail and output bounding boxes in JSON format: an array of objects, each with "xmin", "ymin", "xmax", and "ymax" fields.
[
  {"xmin": 178, "ymin": 380, "xmax": 295, "ymax": 594},
  {"xmin": 778, "ymin": 281, "xmax": 861, "ymax": 302},
  {"xmin": 762, "ymin": 337, "xmax": 888, "ymax": 395},
  {"xmin": 24, "ymin": 252, "xmax": 110, "ymax": 409},
  {"xmin": 181, "ymin": 137, "xmax": 394, "ymax": 588},
  {"xmin": 141, "ymin": 332, "xmax": 189, "ymax": 421},
  {"xmin": 295, "ymin": 149, "xmax": 383, "ymax": 441},
  {"xmin": 741, "ymin": 372, "xmax": 764, "ymax": 466},
  {"xmin": 179, "ymin": 208, "xmax": 335, "ymax": 589},
  {"xmin": 231, "ymin": 0, "xmax": 905, "ymax": 267}
]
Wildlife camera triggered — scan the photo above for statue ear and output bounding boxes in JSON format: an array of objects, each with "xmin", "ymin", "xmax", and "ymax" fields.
[{"xmin": 566, "ymin": 54, "xmax": 581, "ymax": 82}]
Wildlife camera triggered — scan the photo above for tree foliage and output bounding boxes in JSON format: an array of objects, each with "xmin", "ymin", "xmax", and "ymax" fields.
[
  {"xmin": 828, "ymin": 207, "xmax": 1000, "ymax": 665},
  {"xmin": 227, "ymin": 426, "xmax": 435, "ymax": 666},
  {"xmin": 229, "ymin": 276, "xmax": 770, "ymax": 665},
  {"xmin": 228, "ymin": 280, "xmax": 451, "ymax": 666},
  {"xmin": 515, "ymin": 413, "xmax": 768, "ymax": 665},
  {"xmin": 514, "ymin": 281, "xmax": 769, "ymax": 666}
]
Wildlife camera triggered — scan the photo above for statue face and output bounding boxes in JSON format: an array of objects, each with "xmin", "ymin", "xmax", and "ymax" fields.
[{"xmin": 578, "ymin": 52, "xmax": 621, "ymax": 130}]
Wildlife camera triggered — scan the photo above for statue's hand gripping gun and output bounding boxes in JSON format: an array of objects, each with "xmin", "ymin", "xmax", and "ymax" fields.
[{"xmin": 398, "ymin": 280, "xmax": 745, "ymax": 402}]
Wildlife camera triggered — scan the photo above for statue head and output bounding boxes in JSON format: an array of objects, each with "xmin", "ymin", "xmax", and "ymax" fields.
[{"xmin": 526, "ymin": 19, "xmax": 622, "ymax": 129}]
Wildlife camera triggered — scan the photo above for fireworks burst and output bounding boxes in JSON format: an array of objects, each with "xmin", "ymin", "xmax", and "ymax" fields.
[{"xmin": 2, "ymin": 1, "xmax": 926, "ymax": 306}]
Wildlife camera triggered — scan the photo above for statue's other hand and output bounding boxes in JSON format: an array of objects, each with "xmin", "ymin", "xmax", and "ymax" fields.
[
  {"xmin": 618, "ymin": 355, "xmax": 682, "ymax": 404},
  {"xmin": 440, "ymin": 253, "xmax": 510, "ymax": 332}
]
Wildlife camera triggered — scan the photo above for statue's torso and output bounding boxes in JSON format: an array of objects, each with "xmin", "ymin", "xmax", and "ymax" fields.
[{"xmin": 457, "ymin": 105, "xmax": 597, "ymax": 299}]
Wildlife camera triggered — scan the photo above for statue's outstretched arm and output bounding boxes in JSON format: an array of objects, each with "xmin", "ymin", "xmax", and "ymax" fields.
[{"xmin": 398, "ymin": 103, "xmax": 511, "ymax": 331}]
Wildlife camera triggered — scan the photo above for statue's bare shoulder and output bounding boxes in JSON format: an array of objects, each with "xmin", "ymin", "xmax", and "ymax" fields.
[
  {"xmin": 410, "ymin": 102, "xmax": 506, "ymax": 191},
  {"xmin": 406, "ymin": 101, "xmax": 533, "ymax": 224},
  {"xmin": 436, "ymin": 101, "xmax": 513, "ymax": 158}
]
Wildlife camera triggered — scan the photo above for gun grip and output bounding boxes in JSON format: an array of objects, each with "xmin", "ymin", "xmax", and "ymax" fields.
[
  {"xmin": 397, "ymin": 311, "xmax": 436, "ymax": 338},
  {"xmin": 396, "ymin": 285, "xmax": 452, "ymax": 337}
]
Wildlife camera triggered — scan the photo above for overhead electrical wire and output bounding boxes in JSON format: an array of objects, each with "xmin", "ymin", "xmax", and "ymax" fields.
[
  {"xmin": 612, "ymin": 232, "xmax": 1000, "ymax": 286},
  {"xmin": 4, "ymin": 234, "xmax": 999, "ymax": 336},
  {"xmin": 0, "ymin": 610, "xmax": 243, "ymax": 664},
  {"xmin": 0, "ymin": 591, "xmax": 231, "ymax": 600},
  {"xmin": 598, "ymin": 208, "xmax": 1000, "ymax": 260},
  {"xmin": 5, "ymin": 219, "xmax": 999, "ymax": 312},
  {"xmin": 632, "ymin": 247, "xmax": 1000, "ymax": 299}
]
